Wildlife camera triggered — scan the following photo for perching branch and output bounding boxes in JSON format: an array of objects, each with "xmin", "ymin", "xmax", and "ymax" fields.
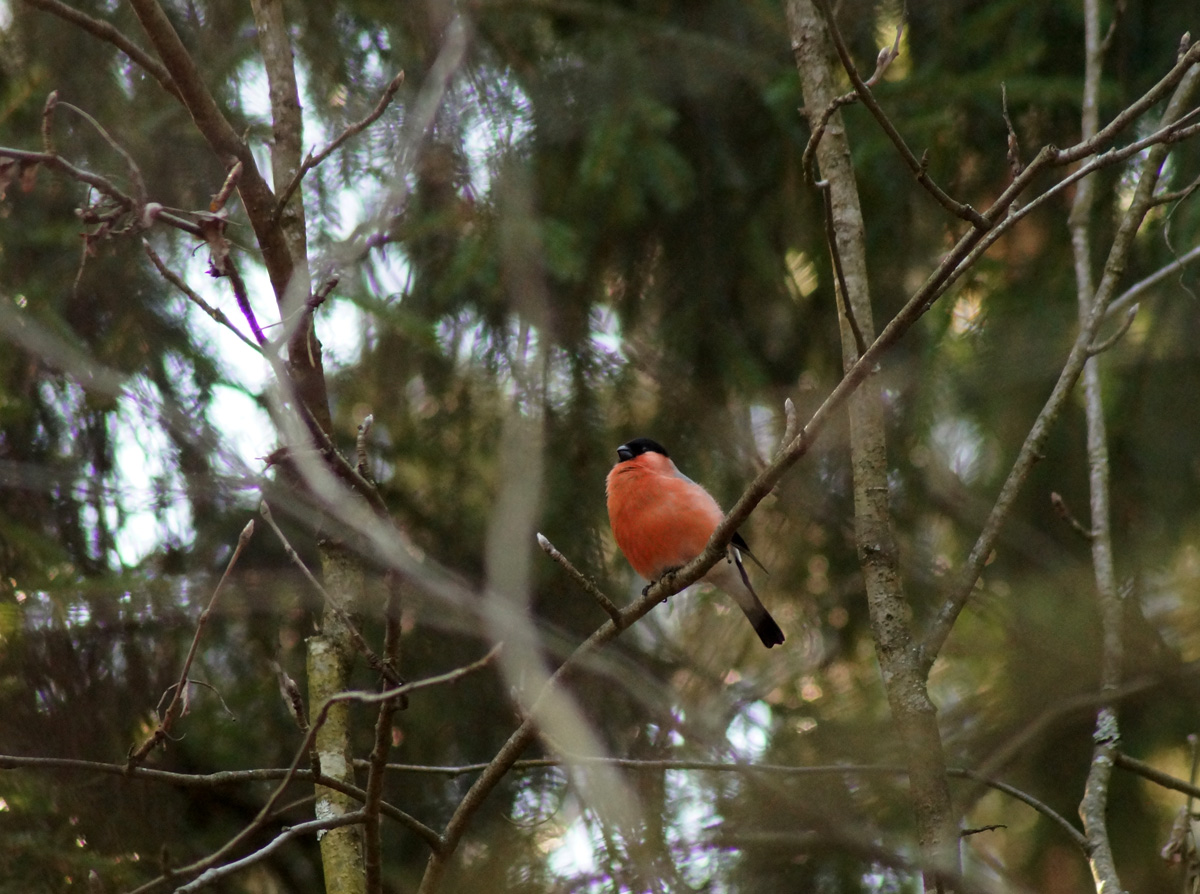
[{"xmin": 412, "ymin": 41, "xmax": 1200, "ymax": 893}]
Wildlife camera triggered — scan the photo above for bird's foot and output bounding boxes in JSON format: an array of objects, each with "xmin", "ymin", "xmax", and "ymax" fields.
[{"xmin": 647, "ymin": 567, "xmax": 683, "ymax": 603}]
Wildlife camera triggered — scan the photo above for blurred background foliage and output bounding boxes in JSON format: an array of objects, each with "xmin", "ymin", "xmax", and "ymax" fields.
[{"xmin": 1, "ymin": 0, "xmax": 1200, "ymax": 891}]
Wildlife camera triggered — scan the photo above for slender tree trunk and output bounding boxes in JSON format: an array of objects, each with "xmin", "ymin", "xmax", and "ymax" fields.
[
  {"xmin": 786, "ymin": 2, "xmax": 959, "ymax": 888},
  {"xmin": 309, "ymin": 543, "xmax": 368, "ymax": 894},
  {"xmin": 249, "ymin": 2, "xmax": 364, "ymax": 891}
]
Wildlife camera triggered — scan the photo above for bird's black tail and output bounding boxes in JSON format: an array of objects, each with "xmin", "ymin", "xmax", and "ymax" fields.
[
  {"xmin": 734, "ymin": 552, "xmax": 785, "ymax": 648},
  {"xmin": 751, "ymin": 610, "xmax": 786, "ymax": 648}
]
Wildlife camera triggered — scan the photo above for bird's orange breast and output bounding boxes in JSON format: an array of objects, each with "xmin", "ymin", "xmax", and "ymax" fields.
[{"xmin": 606, "ymin": 461, "xmax": 725, "ymax": 580}]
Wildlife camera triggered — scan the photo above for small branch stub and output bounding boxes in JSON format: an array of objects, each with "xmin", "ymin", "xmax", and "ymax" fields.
[{"xmin": 537, "ymin": 533, "xmax": 623, "ymax": 625}]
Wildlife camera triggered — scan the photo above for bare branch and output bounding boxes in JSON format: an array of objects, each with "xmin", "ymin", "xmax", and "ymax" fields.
[
  {"xmin": 1050, "ymin": 492, "xmax": 1095, "ymax": 540},
  {"xmin": 127, "ymin": 520, "xmax": 255, "ymax": 768},
  {"xmin": 210, "ymin": 160, "xmax": 243, "ymax": 212},
  {"xmin": 364, "ymin": 689, "xmax": 402, "ymax": 894},
  {"xmin": 175, "ymin": 813, "xmax": 367, "ymax": 894},
  {"xmin": 222, "ymin": 254, "xmax": 269, "ymax": 347},
  {"xmin": 128, "ymin": 653, "xmax": 495, "ymax": 893},
  {"xmin": 1114, "ymin": 751, "xmax": 1200, "ymax": 801},
  {"xmin": 1001, "ymin": 83, "xmax": 1023, "ymax": 177},
  {"xmin": 1107, "ymin": 242, "xmax": 1200, "ymax": 317},
  {"xmin": 922, "ymin": 56, "xmax": 1200, "ymax": 669},
  {"xmin": 0, "ymin": 146, "xmax": 204, "ymax": 237},
  {"xmin": 19, "ymin": 0, "xmax": 183, "ymax": 101},
  {"xmin": 143, "ymin": 240, "xmax": 262, "ymax": 352},
  {"xmin": 56, "ymin": 99, "xmax": 148, "ymax": 206},
  {"xmin": 808, "ymin": 0, "xmax": 990, "ymax": 228},
  {"xmin": 1087, "ymin": 303, "xmax": 1138, "ymax": 356},
  {"xmin": 272, "ymin": 661, "xmax": 309, "ymax": 731},
  {"xmin": 537, "ymin": 533, "xmax": 623, "ymax": 625},
  {"xmin": 817, "ymin": 181, "xmax": 867, "ymax": 357},
  {"xmin": 1068, "ymin": 0, "xmax": 1126, "ymax": 879},
  {"xmin": 276, "ymin": 71, "xmax": 406, "ymax": 214},
  {"xmin": 125, "ymin": 0, "xmax": 300, "ymax": 317},
  {"xmin": 258, "ymin": 500, "xmax": 403, "ymax": 687},
  {"xmin": 41, "ymin": 90, "xmax": 57, "ymax": 154}
]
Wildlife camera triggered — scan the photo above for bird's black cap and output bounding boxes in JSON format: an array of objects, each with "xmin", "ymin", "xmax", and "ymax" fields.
[{"xmin": 616, "ymin": 437, "xmax": 668, "ymax": 463}]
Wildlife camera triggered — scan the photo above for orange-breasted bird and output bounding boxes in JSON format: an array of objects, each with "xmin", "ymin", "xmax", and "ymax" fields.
[{"xmin": 605, "ymin": 437, "xmax": 785, "ymax": 648}]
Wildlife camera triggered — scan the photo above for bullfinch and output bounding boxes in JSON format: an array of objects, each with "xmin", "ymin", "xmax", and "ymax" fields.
[{"xmin": 606, "ymin": 437, "xmax": 785, "ymax": 648}]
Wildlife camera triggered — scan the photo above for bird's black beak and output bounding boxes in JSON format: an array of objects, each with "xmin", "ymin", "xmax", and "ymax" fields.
[{"xmin": 616, "ymin": 444, "xmax": 634, "ymax": 462}]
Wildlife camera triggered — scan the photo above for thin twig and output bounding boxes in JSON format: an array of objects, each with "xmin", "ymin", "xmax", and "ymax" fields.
[
  {"xmin": 1114, "ymin": 751, "xmax": 1200, "ymax": 800},
  {"xmin": 1147, "ymin": 172, "xmax": 1200, "ymax": 208},
  {"xmin": 781, "ymin": 397, "xmax": 798, "ymax": 449},
  {"xmin": 1, "ymin": 752, "xmax": 439, "ymax": 850},
  {"xmin": 911, "ymin": 116, "xmax": 1200, "ymax": 325},
  {"xmin": 143, "ymin": 241, "xmax": 261, "ymax": 352},
  {"xmin": 1107, "ymin": 242, "xmax": 1200, "ymax": 317},
  {"xmin": 125, "ymin": 0, "xmax": 297, "ymax": 310},
  {"xmin": 127, "ymin": 520, "xmax": 255, "ymax": 768},
  {"xmin": 356, "ymin": 414, "xmax": 374, "ymax": 480},
  {"xmin": 817, "ymin": 180, "xmax": 866, "ymax": 357},
  {"xmin": 272, "ymin": 661, "xmax": 309, "ymax": 731},
  {"xmin": 41, "ymin": 90, "xmax": 57, "ymax": 154},
  {"xmin": 309, "ymin": 276, "xmax": 339, "ymax": 311},
  {"xmin": 223, "ymin": 256, "xmax": 269, "ymax": 347},
  {"xmin": 1050, "ymin": 492, "xmax": 1094, "ymax": 540},
  {"xmin": 258, "ymin": 500, "xmax": 403, "ymax": 687},
  {"xmin": 0, "ymin": 146, "xmax": 204, "ymax": 236},
  {"xmin": 1098, "ymin": 0, "xmax": 1127, "ymax": 57},
  {"xmin": 799, "ymin": 23, "xmax": 903, "ymax": 184},
  {"xmin": 376, "ymin": 751, "xmax": 1090, "ymax": 852},
  {"xmin": 174, "ymin": 813, "xmax": 367, "ymax": 894},
  {"xmin": 129, "ymin": 652, "xmax": 496, "ymax": 894},
  {"xmin": 1001, "ymin": 83, "xmax": 1023, "ymax": 177},
  {"xmin": 19, "ymin": 0, "xmax": 183, "ymax": 101},
  {"xmin": 537, "ymin": 533, "xmax": 623, "ymax": 625},
  {"xmin": 921, "ymin": 56, "xmax": 1200, "ymax": 669},
  {"xmin": 276, "ymin": 71, "xmax": 406, "ymax": 215},
  {"xmin": 56, "ymin": 100, "xmax": 148, "ymax": 207},
  {"xmin": 210, "ymin": 160, "xmax": 243, "ymax": 212},
  {"xmin": 1087, "ymin": 303, "xmax": 1138, "ymax": 355},
  {"xmin": 951, "ymin": 768, "xmax": 1088, "ymax": 850},
  {"xmin": 364, "ymin": 688, "xmax": 402, "ymax": 894},
  {"xmin": 365, "ymin": 563, "xmax": 407, "ymax": 894},
  {"xmin": 809, "ymin": 0, "xmax": 990, "ymax": 228}
]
